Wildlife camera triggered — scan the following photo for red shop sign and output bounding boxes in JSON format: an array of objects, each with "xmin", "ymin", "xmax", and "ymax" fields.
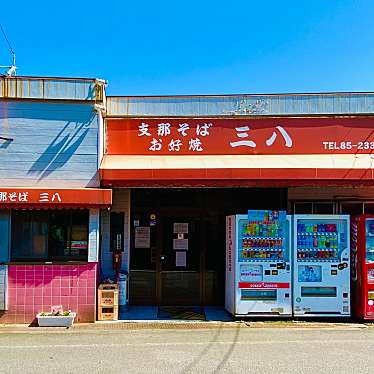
[
  {"xmin": 106, "ymin": 117, "xmax": 374, "ymax": 155},
  {"xmin": 0, "ymin": 188, "xmax": 112, "ymax": 207}
]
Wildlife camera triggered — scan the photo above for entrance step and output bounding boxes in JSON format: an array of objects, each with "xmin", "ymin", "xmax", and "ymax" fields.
[{"xmin": 118, "ymin": 306, "xmax": 233, "ymax": 322}]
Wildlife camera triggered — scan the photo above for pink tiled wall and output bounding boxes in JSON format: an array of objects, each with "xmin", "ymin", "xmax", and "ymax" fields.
[{"xmin": 1, "ymin": 263, "xmax": 97, "ymax": 324}]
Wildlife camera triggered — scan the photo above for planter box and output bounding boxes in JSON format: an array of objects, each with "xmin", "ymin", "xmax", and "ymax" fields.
[{"xmin": 36, "ymin": 313, "xmax": 76, "ymax": 327}]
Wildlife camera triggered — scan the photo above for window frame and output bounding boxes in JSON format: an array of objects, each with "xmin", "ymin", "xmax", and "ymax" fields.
[
  {"xmin": 292, "ymin": 201, "xmax": 337, "ymax": 214},
  {"xmin": 10, "ymin": 209, "xmax": 90, "ymax": 263}
]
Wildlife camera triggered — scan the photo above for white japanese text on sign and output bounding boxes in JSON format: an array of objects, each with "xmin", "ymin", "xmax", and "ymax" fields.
[
  {"xmin": 0, "ymin": 191, "xmax": 62, "ymax": 203},
  {"xmin": 138, "ymin": 122, "xmax": 213, "ymax": 152},
  {"xmin": 137, "ymin": 122, "xmax": 294, "ymax": 153}
]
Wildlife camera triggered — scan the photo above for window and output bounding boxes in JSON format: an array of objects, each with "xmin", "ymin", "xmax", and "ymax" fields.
[
  {"xmin": 364, "ymin": 203, "xmax": 374, "ymax": 215},
  {"xmin": 340, "ymin": 202, "xmax": 363, "ymax": 215},
  {"xmin": 313, "ymin": 202, "xmax": 334, "ymax": 214},
  {"xmin": 339, "ymin": 201, "xmax": 374, "ymax": 215},
  {"xmin": 11, "ymin": 210, "xmax": 89, "ymax": 262},
  {"xmin": 293, "ymin": 201, "xmax": 336, "ymax": 214},
  {"xmin": 294, "ymin": 202, "xmax": 313, "ymax": 214},
  {"xmin": 11, "ymin": 211, "xmax": 49, "ymax": 261}
]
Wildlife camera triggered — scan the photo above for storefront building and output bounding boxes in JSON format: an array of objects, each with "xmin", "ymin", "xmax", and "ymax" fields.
[
  {"xmin": 100, "ymin": 93, "xmax": 374, "ymax": 307},
  {"xmin": 2, "ymin": 78, "xmax": 374, "ymax": 320},
  {"xmin": 0, "ymin": 76, "xmax": 111, "ymax": 323}
]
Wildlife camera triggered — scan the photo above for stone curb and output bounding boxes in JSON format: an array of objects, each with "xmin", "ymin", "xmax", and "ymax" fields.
[{"xmin": 0, "ymin": 320, "xmax": 369, "ymax": 333}]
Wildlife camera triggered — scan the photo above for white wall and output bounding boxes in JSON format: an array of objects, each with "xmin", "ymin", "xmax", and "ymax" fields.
[
  {"xmin": 100, "ymin": 189, "xmax": 131, "ymax": 280},
  {"xmin": 0, "ymin": 265, "xmax": 7, "ymax": 310},
  {"xmin": 88, "ymin": 209, "xmax": 100, "ymax": 262}
]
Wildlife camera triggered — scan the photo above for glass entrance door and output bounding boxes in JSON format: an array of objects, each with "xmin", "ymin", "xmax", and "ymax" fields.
[
  {"xmin": 129, "ymin": 211, "xmax": 157, "ymax": 305},
  {"xmin": 159, "ymin": 216, "xmax": 202, "ymax": 305}
]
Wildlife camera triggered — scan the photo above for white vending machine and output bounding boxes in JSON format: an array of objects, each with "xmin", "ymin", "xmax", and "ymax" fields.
[
  {"xmin": 225, "ymin": 211, "xmax": 292, "ymax": 317},
  {"xmin": 293, "ymin": 214, "xmax": 350, "ymax": 317}
]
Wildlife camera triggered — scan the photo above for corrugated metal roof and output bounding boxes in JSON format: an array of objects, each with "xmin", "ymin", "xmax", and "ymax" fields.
[
  {"xmin": 106, "ymin": 93, "xmax": 374, "ymax": 117},
  {"xmin": 0, "ymin": 76, "xmax": 105, "ymax": 102}
]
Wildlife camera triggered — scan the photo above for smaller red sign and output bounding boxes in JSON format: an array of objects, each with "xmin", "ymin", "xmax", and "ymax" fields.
[
  {"xmin": 0, "ymin": 188, "xmax": 112, "ymax": 207},
  {"xmin": 238, "ymin": 282, "xmax": 290, "ymax": 289}
]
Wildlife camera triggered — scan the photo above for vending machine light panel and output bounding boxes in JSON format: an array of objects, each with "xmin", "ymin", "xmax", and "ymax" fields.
[
  {"xmin": 293, "ymin": 214, "xmax": 350, "ymax": 317},
  {"xmin": 225, "ymin": 213, "xmax": 292, "ymax": 317}
]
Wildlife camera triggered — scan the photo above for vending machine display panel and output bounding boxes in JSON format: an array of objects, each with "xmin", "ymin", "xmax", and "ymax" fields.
[
  {"xmin": 293, "ymin": 214, "xmax": 350, "ymax": 317},
  {"xmin": 225, "ymin": 213, "xmax": 292, "ymax": 317}
]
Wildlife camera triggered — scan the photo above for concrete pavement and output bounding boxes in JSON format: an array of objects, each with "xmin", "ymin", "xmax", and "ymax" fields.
[{"xmin": 0, "ymin": 324, "xmax": 373, "ymax": 373}]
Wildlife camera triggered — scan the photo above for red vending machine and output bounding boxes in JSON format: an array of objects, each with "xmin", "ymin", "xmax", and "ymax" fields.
[{"xmin": 351, "ymin": 215, "xmax": 374, "ymax": 320}]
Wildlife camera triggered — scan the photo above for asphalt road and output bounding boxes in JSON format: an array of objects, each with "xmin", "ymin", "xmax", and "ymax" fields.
[{"xmin": 0, "ymin": 325, "xmax": 373, "ymax": 373}]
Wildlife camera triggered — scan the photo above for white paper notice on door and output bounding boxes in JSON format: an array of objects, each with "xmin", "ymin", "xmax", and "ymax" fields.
[
  {"xmin": 135, "ymin": 227, "xmax": 151, "ymax": 248},
  {"xmin": 173, "ymin": 223, "xmax": 189, "ymax": 234},
  {"xmin": 173, "ymin": 238, "xmax": 188, "ymax": 250},
  {"xmin": 176, "ymin": 251, "xmax": 186, "ymax": 267}
]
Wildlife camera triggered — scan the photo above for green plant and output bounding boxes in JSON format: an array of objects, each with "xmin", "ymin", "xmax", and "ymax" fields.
[{"xmin": 39, "ymin": 310, "xmax": 73, "ymax": 317}]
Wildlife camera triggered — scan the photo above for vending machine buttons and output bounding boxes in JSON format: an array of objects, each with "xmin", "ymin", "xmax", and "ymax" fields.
[
  {"xmin": 338, "ymin": 263, "xmax": 348, "ymax": 270},
  {"xmin": 265, "ymin": 270, "xmax": 271, "ymax": 275},
  {"xmin": 331, "ymin": 270, "xmax": 338, "ymax": 275},
  {"xmin": 271, "ymin": 270, "xmax": 278, "ymax": 275}
]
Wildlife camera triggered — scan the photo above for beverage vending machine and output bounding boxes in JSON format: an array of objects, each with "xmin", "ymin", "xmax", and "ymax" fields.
[
  {"xmin": 225, "ymin": 211, "xmax": 292, "ymax": 317},
  {"xmin": 293, "ymin": 214, "xmax": 350, "ymax": 317},
  {"xmin": 351, "ymin": 215, "xmax": 374, "ymax": 320}
]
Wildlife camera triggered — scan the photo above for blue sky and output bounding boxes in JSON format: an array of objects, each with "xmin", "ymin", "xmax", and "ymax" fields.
[{"xmin": 1, "ymin": 0, "xmax": 373, "ymax": 95}]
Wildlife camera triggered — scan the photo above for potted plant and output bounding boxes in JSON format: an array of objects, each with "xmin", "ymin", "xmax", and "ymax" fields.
[{"xmin": 36, "ymin": 306, "xmax": 76, "ymax": 327}]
